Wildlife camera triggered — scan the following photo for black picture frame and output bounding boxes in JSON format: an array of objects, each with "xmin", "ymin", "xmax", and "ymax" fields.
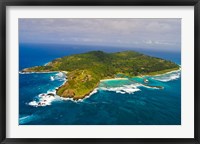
[{"xmin": 0, "ymin": 0, "xmax": 200, "ymax": 143}]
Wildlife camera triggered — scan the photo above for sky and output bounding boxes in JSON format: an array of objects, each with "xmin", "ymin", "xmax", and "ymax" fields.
[{"xmin": 19, "ymin": 18, "xmax": 181, "ymax": 52}]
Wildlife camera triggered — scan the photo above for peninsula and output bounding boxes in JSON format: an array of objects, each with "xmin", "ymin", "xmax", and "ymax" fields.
[{"xmin": 22, "ymin": 51, "xmax": 180, "ymax": 100}]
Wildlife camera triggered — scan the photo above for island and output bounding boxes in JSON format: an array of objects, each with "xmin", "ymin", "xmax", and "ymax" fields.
[{"xmin": 22, "ymin": 50, "xmax": 180, "ymax": 100}]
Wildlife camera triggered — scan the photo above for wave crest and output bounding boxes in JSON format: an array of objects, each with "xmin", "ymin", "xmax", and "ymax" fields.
[
  {"xmin": 153, "ymin": 70, "xmax": 181, "ymax": 82},
  {"xmin": 99, "ymin": 84, "xmax": 141, "ymax": 94},
  {"xmin": 49, "ymin": 72, "xmax": 66, "ymax": 81}
]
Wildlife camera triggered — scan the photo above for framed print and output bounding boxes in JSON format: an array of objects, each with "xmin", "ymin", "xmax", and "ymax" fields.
[{"xmin": 0, "ymin": 0, "xmax": 200, "ymax": 144}]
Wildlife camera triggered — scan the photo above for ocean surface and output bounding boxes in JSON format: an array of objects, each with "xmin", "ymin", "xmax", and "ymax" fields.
[{"xmin": 19, "ymin": 43, "xmax": 181, "ymax": 125}]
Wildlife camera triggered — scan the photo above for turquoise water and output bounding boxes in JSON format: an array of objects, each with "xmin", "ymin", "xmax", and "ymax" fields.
[{"xmin": 19, "ymin": 43, "xmax": 181, "ymax": 125}]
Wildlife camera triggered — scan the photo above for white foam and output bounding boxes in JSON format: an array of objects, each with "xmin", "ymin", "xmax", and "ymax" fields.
[
  {"xmin": 50, "ymin": 72, "xmax": 67, "ymax": 82},
  {"xmin": 28, "ymin": 90, "xmax": 57, "ymax": 107},
  {"xmin": 153, "ymin": 71, "xmax": 181, "ymax": 82},
  {"xmin": 153, "ymin": 68, "xmax": 181, "ymax": 76},
  {"xmin": 99, "ymin": 83, "xmax": 141, "ymax": 94},
  {"xmin": 60, "ymin": 97, "xmax": 75, "ymax": 101},
  {"xmin": 50, "ymin": 76, "xmax": 55, "ymax": 81},
  {"xmin": 89, "ymin": 88, "xmax": 98, "ymax": 96},
  {"xmin": 47, "ymin": 89, "xmax": 56, "ymax": 95},
  {"xmin": 141, "ymin": 85, "xmax": 160, "ymax": 89},
  {"xmin": 56, "ymin": 72, "xmax": 65, "ymax": 77},
  {"xmin": 28, "ymin": 101, "xmax": 38, "ymax": 106},
  {"xmin": 116, "ymin": 90, "xmax": 126, "ymax": 94},
  {"xmin": 26, "ymin": 71, "xmax": 68, "ymax": 107}
]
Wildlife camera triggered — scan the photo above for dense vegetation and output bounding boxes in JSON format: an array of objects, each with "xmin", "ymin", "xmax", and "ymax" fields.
[{"xmin": 22, "ymin": 50, "xmax": 180, "ymax": 99}]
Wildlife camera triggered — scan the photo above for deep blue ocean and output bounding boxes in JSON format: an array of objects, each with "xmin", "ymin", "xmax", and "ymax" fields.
[{"xmin": 19, "ymin": 43, "xmax": 181, "ymax": 125}]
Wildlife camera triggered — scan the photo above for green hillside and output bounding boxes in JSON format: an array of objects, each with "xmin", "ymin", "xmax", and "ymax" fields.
[{"xmin": 22, "ymin": 50, "xmax": 180, "ymax": 99}]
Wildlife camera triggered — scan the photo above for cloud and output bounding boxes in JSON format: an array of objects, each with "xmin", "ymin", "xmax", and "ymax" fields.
[
  {"xmin": 19, "ymin": 18, "xmax": 181, "ymax": 52},
  {"xmin": 143, "ymin": 40, "xmax": 175, "ymax": 46}
]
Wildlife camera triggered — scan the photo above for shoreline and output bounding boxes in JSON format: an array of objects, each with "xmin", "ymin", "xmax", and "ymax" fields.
[
  {"xmin": 145, "ymin": 68, "xmax": 181, "ymax": 77},
  {"xmin": 137, "ymin": 67, "xmax": 181, "ymax": 78},
  {"xmin": 100, "ymin": 78, "xmax": 128, "ymax": 82},
  {"xmin": 21, "ymin": 67, "xmax": 181, "ymax": 100},
  {"xmin": 57, "ymin": 68, "xmax": 181, "ymax": 100},
  {"xmin": 19, "ymin": 70, "xmax": 68, "ymax": 74}
]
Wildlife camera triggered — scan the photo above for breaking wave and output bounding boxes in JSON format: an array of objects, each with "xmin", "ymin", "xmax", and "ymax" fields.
[
  {"xmin": 28, "ymin": 90, "xmax": 57, "ymax": 107},
  {"xmin": 99, "ymin": 83, "xmax": 141, "ymax": 94},
  {"xmin": 153, "ymin": 70, "xmax": 181, "ymax": 82},
  {"xmin": 50, "ymin": 72, "xmax": 66, "ymax": 81},
  {"xmin": 28, "ymin": 72, "xmax": 67, "ymax": 107},
  {"xmin": 60, "ymin": 88, "xmax": 99, "ymax": 102},
  {"xmin": 27, "ymin": 69, "xmax": 181, "ymax": 107}
]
